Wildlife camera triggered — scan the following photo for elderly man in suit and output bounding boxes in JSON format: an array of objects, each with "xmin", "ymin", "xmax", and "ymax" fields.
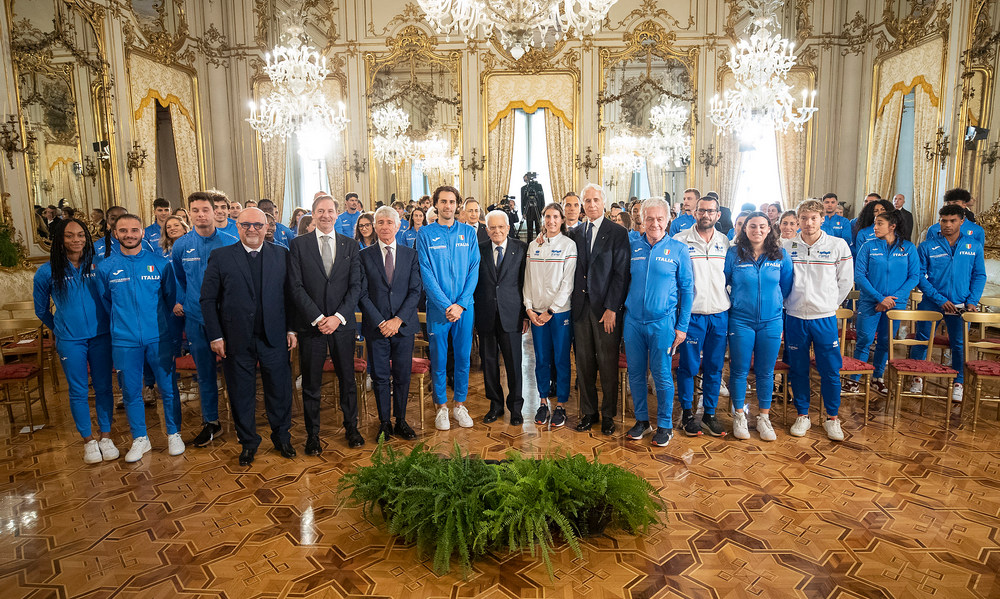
[
  {"xmin": 200, "ymin": 207, "xmax": 297, "ymax": 466},
  {"xmin": 475, "ymin": 210, "xmax": 528, "ymax": 425},
  {"xmin": 288, "ymin": 195, "xmax": 364, "ymax": 451},
  {"xmin": 893, "ymin": 193, "xmax": 914, "ymax": 242},
  {"xmin": 569, "ymin": 183, "xmax": 630, "ymax": 436},
  {"xmin": 358, "ymin": 206, "xmax": 423, "ymax": 442}
]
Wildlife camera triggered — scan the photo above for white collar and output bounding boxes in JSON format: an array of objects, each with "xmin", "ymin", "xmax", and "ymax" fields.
[
  {"xmin": 377, "ymin": 239, "xmax": 397, "ymax": 253},
  {"xmin": 242, "ymin": 242, "xmax": 263, "ymax": 253},
  {"xmin": 492, "ymin": 238, "xmax": 508, "ymax": 252},
  {"xmin": 588, "ymin": 215, "xmax": 604, "ymax": 230}
]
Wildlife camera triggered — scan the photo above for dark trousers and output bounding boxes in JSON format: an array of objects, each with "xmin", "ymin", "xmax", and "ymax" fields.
[
  {"xmin": 574, "ymin": 299, "xmax": 621, "ymax": 419},
  {"xmin": 478, "ymin": 314, "xmax": 524, "ymax": 417},
  {"xmin": 367, "ymin": 334, "xmax": 415, "ymax": 423},
  {"xmin": 222, "ymin": 337, "xmax": 293, "ymax": 450},
  {"xmin": 299, "ymin": 329, "xmax": 358, "ymax": 435}
]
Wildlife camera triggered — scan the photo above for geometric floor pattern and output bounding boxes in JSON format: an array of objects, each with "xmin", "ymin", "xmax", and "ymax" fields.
[{"xmin": 3, "ymin": 341, "xmax": 1000, "ymax": 598}]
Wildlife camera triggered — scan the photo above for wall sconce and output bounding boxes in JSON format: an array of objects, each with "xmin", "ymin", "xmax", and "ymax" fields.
[
  {"xmin": 460, "ymin": 148, "xmax": 485, "ymax": 181},
  {"xmin": 980, "ymin": 141, "xmax": 999, "ymax": 174},
  {"xmin": 1, "ymin": 115, "xmax": 28, "ymax": 169},
  {"xmin": 923, "ymin": 127, "xmax": 950, "ymax": 168},
  {"xmin": 698, "ymin": 144, "xmax": 722, "ymax": 176},
  {"xmin": 83, "ymin": 157, "xmax": 98, "ymax": 184},
  {"xmin": 126, "ymin": 141, "xmax": 148, "ymax": 181},
  {"xmin": 41, "ymin": 179, "xmax": 54, "ymax": 193},
  {"xmin": 92, "ymin": 140, "xmax": 110, "ymax": 167},
  {"xmin": 343, "ymin": 150, "xmax": 367, "ymax": 182},
  {"xmin": 575, "ymin": 146, "xmax": 600, "ymax": 179}
]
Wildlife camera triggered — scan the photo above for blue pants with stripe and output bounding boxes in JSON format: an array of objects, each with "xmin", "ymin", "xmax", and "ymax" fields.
[
  {"xmin": 853, "ymin": 302, "xmax": 900, "ymax": 380},
  {"xmin": 185, "ymin": 320, "xmax": 219, "ymax": 423},
  {"xmin": 728, "ymin": 317, "xmax": 783, "ymax": 411},
  {"xmin": 624, "ymin": 315, "xmax": 676, "ymax": 429},
  {"xmin": 677, "ymin": 312, "xmax": 728, "ymax": 413},
  {"xmin": 427, "ymin": 307, "xmax": 474, "ymax": 404},
  {"xmin": 531, "ymin": 311, "xmax": 572, "ymax": 403},
  {"xmin": 786, "ymin": 315, "xmax": 843, "ymax": 417},
  {"xmin": 56, "ymin": 334, "xmax": 114, "ymax": 438},
  {"xmin": 113, "ymin": 340, "xmax": 181, "ymax": 438}
]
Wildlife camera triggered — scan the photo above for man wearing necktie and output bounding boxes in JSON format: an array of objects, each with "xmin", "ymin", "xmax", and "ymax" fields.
[
  {"xmin": 288, "ymin": 195, "xmax": 364, "ymax": 451},
  {"xmin": 358, "ymin": 206, "xmax": 423, "ymax": 442},
  {"xmin": 200, "ymin": 208, "xmax": 298, "ymax": 466}
]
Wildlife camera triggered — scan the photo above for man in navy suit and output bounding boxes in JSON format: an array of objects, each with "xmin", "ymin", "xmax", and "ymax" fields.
[
  {"xmin": 358, "ymin": 206, "xmax": 423, "ymax": 442},
  {"xmin": 475, "ymin": 210, "xmax": 528, "ymax": 425},
  {"xmin": 288, "ymin": 195, "xmax": 364, "ymax": 451},
  {"xmin": 200, "ymin": 208, "xmax": 297, "ymax": 466}
]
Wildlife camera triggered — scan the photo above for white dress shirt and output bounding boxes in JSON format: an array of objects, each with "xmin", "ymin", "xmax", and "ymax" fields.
[
  {"xmin": 585, "ymin": 215, "xmax": 604, "ymax": 252},
  {"xmin": 311, "ymin": 229, "xmax": 345, "ymax": 327}
]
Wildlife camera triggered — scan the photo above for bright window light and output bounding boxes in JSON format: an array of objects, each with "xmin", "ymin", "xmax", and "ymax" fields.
[{"xmin": 733, "ymin": 133, "xmax": 782, "ymax": 211}]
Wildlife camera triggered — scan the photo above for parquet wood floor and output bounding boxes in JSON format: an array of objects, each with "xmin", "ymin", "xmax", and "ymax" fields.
[{"xmin": 3, "ymin": 339, "xmax": 1000, "ymax": 598}]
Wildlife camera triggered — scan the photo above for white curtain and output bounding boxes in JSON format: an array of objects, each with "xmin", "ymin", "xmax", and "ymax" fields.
[
  {"xmin": 911, "ymin": 89, "xmax": 938, "ymax": 238},
  {"xmin": 488, "ymin": 114, "xmax": 515, "ymax": 206},
  {"xmin": 868, "ymin": 94, "xmax": 904, "ymax": 204},
  {"xmin": 167, "ymin": 103, "xmax": 199, "ymax": 200},
  {"xmin": 544, "ymin": 109, "xmax": 574, "ymax": 201},
  {"xmin": 775, "ymin": 127, "xmax": 807, "ymax": 209},
  {"xmin": 717, "ymin": 132, "xmax": 742, "ymax": 208}
]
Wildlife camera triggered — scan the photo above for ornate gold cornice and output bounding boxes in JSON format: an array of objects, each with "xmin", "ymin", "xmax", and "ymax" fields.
[
  {"xmin": 980, "ymin": 198, "xmax": 1000, "ymax": 259},
  {"xmin": 607, "ymin": 0, "xmax": 693, "ymax": 32},
  {"xmin": 838, "ymin": 0, "xmax": 951, "ymax": 56},
  {"xmin": 598, "ymin": 20, "xmax": 698, "ymax": 106}
]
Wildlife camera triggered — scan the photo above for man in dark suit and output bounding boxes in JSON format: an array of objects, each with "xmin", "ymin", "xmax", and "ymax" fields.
[
  {"xmin": 463, "ymin": 198, "xmax": 490, "ymax": 244},
  {"xmin": 569, "ymin": 183, "xmax": 630, "ymax": 436},
  {"xmin": 288, "ymin": 195, "xmax": 364, "ymax": 451},
  {"xmin": 200, "ymin": 208, "xmax": 296, "ymax": 466},
  {"xmin": 475, "ymin": 210, "xmax": 528, "ymax": 425},
  {"xmin": 521, "ymin": 173, "xmax": 544, "ymax": 240},
  {"xmin": 893, "ymin": 193, "xmax": 914, "ymax": 241},
  {"xmin": 358, "ymin": 206, "xmax": 422, "ymax": 442}
]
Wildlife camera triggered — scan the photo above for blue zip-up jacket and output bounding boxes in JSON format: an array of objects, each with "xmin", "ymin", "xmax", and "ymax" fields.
[
  {"xmin": 628, "ymin": 229, "xmax": 641, "ymax": 243},
  {"xmin": 723, "ymin": 247, "xmax": 793, "ymax": 323},
  {"xmin": 668, "ymin": 213, "xmax": 695, "ymax": 236},
  {"xmin": 274, "ymin": 222, "xmax": 295, "ymax": 247},
  {"xmin": 93, "ymin": 236, "xmax": 156, "ymax": 264},
  {"xmin": 852, "ymin": 225, "xmax": 877, "ymax": 256},
  {"xmin": 916, "ymin": 236, "xmax": 987, "ymax": 308},
  {"xmin": 335, "ymin": 211, "xmax": 361, "ymax": 238},
  {"xmin": 33, "ymin": 261, "xmax": 109, "ymax": 341},
  {"xmin": 925, "ymin": 221, "xmax": 986, "ymax": 247},
  {"xmin": 854, "ymin": 238, "xmax": 920, "ymax": 308},
  {"xmin": 216, "ymin": 219, "xmax": 240, "ymax": 240},
  {"xmin": 821, "ymin": 214, "xmax": 853, "ymax": 248},
  {"xmin": 397, "ymin": 227, "xmax": 418, "ymax": 248},
  {"xmin": 398, "ymin": 220, "xmax": 410, "ymax": 234},
  {"xmin": 95, "ymin": 249, "xmax": 176, "ymax": 347},
  {"xmin": 144, "ymin": 222, "xmax": 163, "ymax": 246},
  {"xmin": 625, "ymin": 234, "xmax": 694, "ymax": 330},
  {"xmin": 416, "ymin": 221, "xmax": 481, "ymax": 314},
  {"xmin": 171, "ymin": 227, "xmax": 238, "ymax": 324}
]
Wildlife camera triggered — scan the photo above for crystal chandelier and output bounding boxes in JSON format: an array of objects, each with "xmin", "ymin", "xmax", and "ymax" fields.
[
  {"xmin": 412, "ymin": 131, "xmax": 459, "ymax": 176},
  {"xmin": 708, "ymin": 0, "xmax": 817, "ymax": 140},
  {"xmin": 371, "ymin": 104, "xmax": 415, "ymax": 170},
  {"xmin": 416, "ymin": 0, "xmax": 619, "ymax": 59},
  {"xmin": 247, "ymin": 26, "xmax": 348, "ymax": 147},
  {"xmin": 603, "ymin": 130, "xmax": 645, "ymax": 175},
  {"xmin": 648, "ymin": 97, "xmax": 691, "ymax": 167}
]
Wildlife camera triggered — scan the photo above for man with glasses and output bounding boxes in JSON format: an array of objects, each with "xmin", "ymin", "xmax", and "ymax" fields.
[{"xmin": 673, "ymin": 195, "xmax": 731, "ymax": 437}]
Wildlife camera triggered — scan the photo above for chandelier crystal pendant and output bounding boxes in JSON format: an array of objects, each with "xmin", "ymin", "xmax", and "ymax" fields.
[
  {"xmin": 417, "ymin": 0, "xmax": 618, "ymax": 58},
  {"xmin": 648, "ymin": 97, "xmax": 692, "ymax": 167},
  {"xmin": 708, "ymin": 0, "xmax": 817, "ymax": 140},
  {"xmin": 371, "ymin": 104, "xmax": 415, "ymax": 171},
  {"xmin": 412, "ymin": 131, "xmax": 459, "ymax": 176}
]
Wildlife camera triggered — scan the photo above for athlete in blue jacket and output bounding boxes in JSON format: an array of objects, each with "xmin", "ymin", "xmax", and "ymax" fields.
[
  {"xmin": 667, "ymin": 188, "xmax": 699, "ymax": 236},
  {"xmin": 623, "ymin": 198, "xmax": 694, "ymax": 447},
  {"xmin": 33, "ymin": 218, "xmax": 117, "ymax": 464},
  {"xmin": 820, "ymin": 193, "xmax": 853, "ymax": 248},
  {"xmin": 335, "ymin": 193, "xmax": 363, "ymax": 237},
  {"xmin": 171, "ymin": 192, "xmax": 238, "ymax": 445},
  {"xmin": 724, "ymin": 213, "xmax": 793, "ymax": 441},
  {"xmin": 923, "ymin": 187, "xmax": 986, "ymax": 246},
  {"xmin": 417, "ymin": 186, "xmax": 481, "ymax": 430},
  {"xmin": 144, "ymin": 198, "xmax": 173, "ymax": 247},
  {"xmin": 852, "ymin": 211, "xmax": 920, "ymax": 393},
  {"xmin": 96, "ymin": 214, "xmax": 183, "ymax": 463},
  {"xmin": 911, "ymin": 204, "xmax": 988, "ymax": 402}
]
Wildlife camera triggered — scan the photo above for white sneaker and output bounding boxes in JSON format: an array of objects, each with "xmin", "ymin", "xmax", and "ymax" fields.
[
  {"xmin": 757, "ymin": 414, "xmax": 776, "ymax": 441},
  {"xmin": 719, "ymin": 380, "xmax": 730, "ymax": 397},
  {"xmin": 167, "ymin": 433, "xmax": 185, "ymax": 456},
  {"xmin": 295, "ymin": 375, "xmax": 302, "ymax": 390},
  {"xmin": 435, "ymin": 406, "xmax": 450, "ymax": 430},
  {"xmin": 125, "ymin": 436, "xmax": 152, "ymax": 463},
  {"xmin": 453, "ymin": 404, "xmax": 474, "ymax": 428},
  {"xmin": 823, "ymin": 418, "xmax": 845, "ymax": 441},
  {"xmin": 83, "ymin": 440, "xmax": 102, "ymax": 464},
  {"xmin": 908, "ymin": 377, "xmax": 923, "ymax": 394},
  {"xmin": 732, "ymin": 411, "xmax": 750, "ymax": 440},
  {"xmin": 790, "ymin": 415, "xmax": 811, "ymax": 437},
  {"xmin": 98, "ymin": 437, "xmax": 120, "ymax": 461},
  {"xmin": 366, "ymin": 375, "xmax": 372, "ymax": 391},
  {"xmin": 952, "ymin": 384, "xmax": 964, "ymax": 403}
]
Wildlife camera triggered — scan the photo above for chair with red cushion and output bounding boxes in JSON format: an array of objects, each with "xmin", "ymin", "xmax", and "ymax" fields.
[
  {"xmin": 321, "ymin": 355, "xmax": 368, "ymax": 425},
  {"xmin": 822, "ymin": 308, "xmax": 875, "ymax": 424},
  {"xmin": 0, "ymin": 319, "xmax": 48, "ymax": 435},
  {"xmin": 886, "ymin": 310, "xmax": 958, "ymax": 432},
  {"xmin": 962, "ymin": 311, "xmax": 1000, "ymax": 431}
]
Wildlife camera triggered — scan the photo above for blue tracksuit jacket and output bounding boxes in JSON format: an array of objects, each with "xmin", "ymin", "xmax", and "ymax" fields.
[
  {"xmin": 170, "ymin": 228, "xmax": 238, "ymax": 325},
  {"xmin": 723, "ymin": 247, "xmax": 794, "ymax": 323},
  {"xmin": 625, "ymin": 234, "xmax": 694, "ymax": 329},
  {"xmin": 822, "ymin": 214, "xmax": 853, "ymax": 248},
  {"xmin": 416, "ymin": 221, "xmax": 481, "ymax": 314},
  {"xmin": 668, "ymin": 213, "xmax": 696, "ymax": 237},
  {"xmin": 925, "ymin": 221, "xmax": 986, "ymax": 247},
  {"xmin": 33, "ymin": 261, "xmax": 109, "ymax": 340},
  {"xmin": 96, "ymin": 249, "xmax": 176, "ymax": 347},
  {"xmin": 916, "ymin": 236, "xmax": 987, "ymax": 307},
  {"xmin": 854, "ymin": 238, "xmax": 920, "ymax": 308}
]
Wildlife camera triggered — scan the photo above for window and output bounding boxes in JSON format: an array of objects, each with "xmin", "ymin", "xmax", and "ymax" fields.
[
  {"xmin": 892, "ymin": 91, "xmax": 916, "ymax": 209},
  {"xmin": 283, "ymin": 136, "xmax": 329, "ymax": 224},
  {"xmin": 733, "ymin": 133, "xmax": 781, "ymax": 211},
  {"xmin": 506, "ymin": 108, "xmax": 554, "ymax": 213}
]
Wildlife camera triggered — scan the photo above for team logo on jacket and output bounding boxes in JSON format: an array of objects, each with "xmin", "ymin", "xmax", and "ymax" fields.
[
  {"xmin": 818, "ymin": 250, "xmax": 831, "ymax": 258},
  {"xmin": 966, "ymin": 243, "xmax": 973, "ymax": 249},
  {"xmin": 459, "ymin": 235, "xmax": 465, "ymax": 240},
  {"xmin": 186, "ymin": 248, "xmax": 195, "ymax": 253},
  {"xmin": 146, "ymin": 265, "xmax": 155, "ymax": 273},
  {"xmin": 112, "ymin": 270, "xmax": 123, "ymax": 276}
]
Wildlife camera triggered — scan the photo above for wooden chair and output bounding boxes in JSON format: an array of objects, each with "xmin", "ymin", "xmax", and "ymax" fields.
[
  {"xmin": 972, "ymin": 297, "xmax": 1000, "ymax": 346},
  {"xmin": 962, "ymin": 311, "xmax": 1000, "ymax": 431},
  {"xmin": 414, "ymin": 312, "xmax": 430, "ymax": 428},
  {"xmin": 827, "ymin": 308, "xmax": 875, "ymax": 424},
  {"xmin": 174, "ymin": 353, "xmax": 228, "ymax": 417},
  {"xmin": 1, "ymin": 300, "xmax": 35, "ymax": 318},
  {"xmin": 886, "ymin": 310, "xmax": 958, "ymax": 432},
  {"xmin": 843, "ymin": 290, "xmax": 860, "ymax": 355},
  {"xmin": 320, "ymin": 314, "xmax": 368, "ymax": 426},
  {"xmin": 0, "ymin": 318, "xmax": 49, "ymax": 434},
  {"xmin": 1, "ymin": 302, "xmax": 59, "ymax": 392}
]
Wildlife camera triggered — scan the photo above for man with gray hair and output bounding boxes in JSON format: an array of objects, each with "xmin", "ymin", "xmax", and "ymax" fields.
[
  {"xmin": 893, "ymin": 193, "xmax": 914, "ymax": 241},
  {"xmin": 569, "ymin": 183, "xmax": 630, "ymax": 435},
  {"xmin": 474, "ymin": 210, "xmax": 529, "ymax": 425}
]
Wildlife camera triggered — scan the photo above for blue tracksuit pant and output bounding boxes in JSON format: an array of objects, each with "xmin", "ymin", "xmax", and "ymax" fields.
[
  {"xmin": 677, "ymin": 312, "xmax": 728, "ymax": 413},
  {"xmin": 786, "ymin": 315, "xmax": 843, "ymax": 417},
  {"xmin": 853, "ymin": 303, "xmax": 900, "ymax": 380},
  {"xmin": 728, "ymin": 318, "xmax": 783, "ymax": 411},
  {"xmin": 56, "ymin": 334, "xmax": 114, "ymax": 437},
  {"xmin": 185, "ymin": 320, "xmax": 219, "ymax": 422},
  {"xmin": 427, "ymin": 307, "xmax": 474, "ymax": 404},
  {"xmin": 113, "ymin": 340, "xmax": 181, "ymax": 437},
  {"xmin": 624, "ymin": 315, "xmax": 676, "ymax": 429},
  {"xmin": 531, "ymin": 311, "xmax": 572, "ymax": 403},
  {"xmin": 910, "ymin": 301, "xmax": 965, "ymax": 383}
]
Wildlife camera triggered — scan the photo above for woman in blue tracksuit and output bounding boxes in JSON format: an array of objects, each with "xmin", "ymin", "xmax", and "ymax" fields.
[
  {"xmin": 724, "ymin": 212, "xmax": 793, "ymax": 442},
  {"xmin": 397, "ymin": 207, "xmax": 425, "ymax": 248},
  {"xmin": 853, "ymin": 210, "xmax": 921, "ymax": 394},
  {"xmin": 851, "ymin": 199, "xmax": 892, "ymax": 256},
  {"xmin": 96, "ymin": 215, "xmax": 183, "ymax": 463},
  {"xmin": 33, "ymin": 218, "xmax": 117, "ymax": 464}
]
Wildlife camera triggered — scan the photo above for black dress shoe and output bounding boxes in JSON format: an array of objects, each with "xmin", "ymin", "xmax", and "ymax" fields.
[
  {"xmin": 394, "ymin": 420, "xmax": 417, "ymax": 440},
  {"xmin": 575, "ymin": 414, "xmax": 598, "ymax": 432},
  {"xmin": 601, "ymin": 417, "xmax": 616, "ymax": 436},
  {"xmin": 304, "ymin": 435, "xmax": 322, "ymax": 456},
  {"xmin": 510, "ymin": 414, "xmax": 524, "ymax": 426},
  {"xmin": 275, "ymin": 441, "xmax": 296, "ymax": 459},
  {"xmin": 346, "ymin": 428, "xmax": 365, "ymax": 449},
  {"xmin": 238, "ymin": 447, "xmax": 255, "ymax": 466},
  {"xmin": 375, "ymin": 422, "xmax": 393, "ymax": 443},
  {"xmin": 482, "ymin": 409, "xmax": 503, "ymax": 424}
]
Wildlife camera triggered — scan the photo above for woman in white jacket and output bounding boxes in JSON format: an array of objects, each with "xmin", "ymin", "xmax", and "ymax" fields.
[{"xmin": 525, "ymin": 203, "xmax": 578, "ymax": 428}]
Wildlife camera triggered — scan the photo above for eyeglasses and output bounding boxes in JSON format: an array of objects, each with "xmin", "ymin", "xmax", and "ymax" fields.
[
  {"xmin": 238, "ymin": 222, "xmax": 265, "ymax": 230},
  {"xmin": 358, "ymin": 223, "xmax": 372, "ymax": 229},
  {"xmin": 695, "ymin": 208, "xmax": 718, "ymax": 215}
]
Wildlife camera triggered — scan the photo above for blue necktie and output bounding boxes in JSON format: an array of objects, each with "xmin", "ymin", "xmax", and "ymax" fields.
[
  {"xmin": 496, "ymin": 245, "xmax": 504, "ymax": 269},
  {"xmin": 584, "ymin": 222, "xmax": 593, "ymax": 260}
]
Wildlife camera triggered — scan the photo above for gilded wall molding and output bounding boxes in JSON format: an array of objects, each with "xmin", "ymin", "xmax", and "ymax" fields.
[
  {"xmin": 606, "ymin": 0, "xmax": 694, "ymax": 32},
  {"xmin": 370, "ymin": 2, "xmax": 427, "ymax": 37},
  {"xmin": 838, "ymin": 0, "xmax": 952, "ymax": 57},
  {"xmin": 598, "ymin": 21, "xmax": 699, "ymax": 106},
  {"xmin": 481, "ymin": 39, "xmax": 579, "ymax": 78}
]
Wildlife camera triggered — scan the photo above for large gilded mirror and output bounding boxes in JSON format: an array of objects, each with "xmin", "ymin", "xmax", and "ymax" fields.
[
  {"xmin": 8, "ymin": 0, "xmax": 113, "ymax": 250},
  {"xmin": 365, "ymin": 26, "xmax": 462, "ymax": 205},
  {"xmin": 598, "ymin": 21, "xmax": 698, "ymax": 206}
]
